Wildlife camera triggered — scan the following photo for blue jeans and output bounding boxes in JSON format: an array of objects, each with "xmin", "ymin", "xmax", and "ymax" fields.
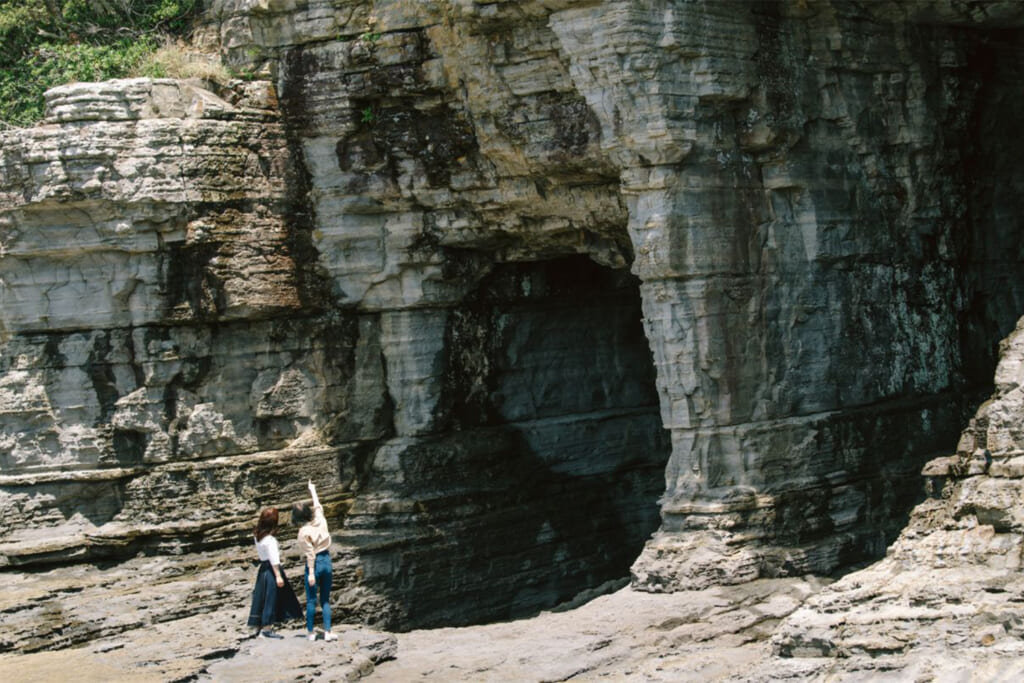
[{"xmin": 305, "ymin": 551, "xmax": 332, "ymax": 632}]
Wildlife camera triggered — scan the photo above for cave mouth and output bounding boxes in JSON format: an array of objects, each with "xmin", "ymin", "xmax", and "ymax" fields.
[
  {"xmin": 393, "ymin": 255, "xmax": 671, "ymax": 628},
  {"xmin": 957, "ymin": 26, "xmax": 1024, "ymax": 390},
  {"xmin": 778, "ymin": 21, "xmax": 1024, "ymax": 573}
]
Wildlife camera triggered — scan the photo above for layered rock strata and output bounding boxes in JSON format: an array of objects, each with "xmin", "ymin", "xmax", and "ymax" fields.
[
  {"xmin": 194, "ymin": 0, "xmax": 1024, "ymax": 594},
  {"xmin": 0, "ymin": 546, "xmax": 397, "ymax": 680},
  {"xmin": 767, "ymin": 313, "xmax": 1024, "ymax": 678},
  {"xmin": 3, "ymin": 0, "xmax": 1024, "ymax": 635},
  {"xmin": 0, "ymin": 55, "xmax": 667, "ymax": 630},
  {"xmin": 0, "ymin": 78, "xmax": 351, "ymax": 563},
  {"xmin": 581, "ymin": 0, "xmax": 1024, "ymax": 590}
]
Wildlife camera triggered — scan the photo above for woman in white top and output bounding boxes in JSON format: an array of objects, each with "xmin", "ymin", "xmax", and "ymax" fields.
[
  {"xmin": 246, "ymin": 506, "xmax": 301, "ymax": 638},
  {"xmin": 292, "ymin": 480, "xmax": 336, "ymax": 642}
]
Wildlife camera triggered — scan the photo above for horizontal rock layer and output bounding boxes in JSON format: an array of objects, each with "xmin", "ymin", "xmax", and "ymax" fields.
[
  {"xmin": 3, "ymin": 0, "xmax": 1024, "ymax": 640},
  {"xmin": 766, "ymin": 313, "xmax": 1024, "ymax": 677},
  {"xmin": 0, "ymin": 74, "xmax": 666, "ymax": 626},
  {"xmin": 193, "ymin": 0, "xmax": 1024, "ymax": 595},
  {"xmin": 0, "ymin": 545, "xmax": 397, "ymax": 680}
]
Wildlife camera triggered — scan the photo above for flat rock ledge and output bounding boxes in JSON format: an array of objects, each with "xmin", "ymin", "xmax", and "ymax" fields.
[
  {"xmin": 0, "ymin": 549, "xmax": 820, "ymax": 682},
  {"xmin": 0, "ymin": 547, "xmax": 395, "ymax": 682},
  {"xmin": 3, "ymin": 547, "xmax": 1024, "ymax": 681}
]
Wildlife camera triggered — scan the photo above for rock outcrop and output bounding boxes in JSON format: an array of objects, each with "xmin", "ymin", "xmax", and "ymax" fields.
[
  {"xmin": 3, "ymin": 0, "xmax": 1024, "ymax": 638},
  {"xmin": 0, "ymin": 546, "xmax": 397, "ymax": 680},
  {"xmin": 602, "ymin": 0, "xmax": 1024, "ymax": 591},
  {"xmin": 194, "ymin": 0, "xmax": 1024, "ymax": 597},
  {"xmin": 766, "ymin": 313, "xmax": 1024, "ymax": 678},
  {"xmin": 0, "ymin": 30, "xmax": 668, "ymax": 630}
]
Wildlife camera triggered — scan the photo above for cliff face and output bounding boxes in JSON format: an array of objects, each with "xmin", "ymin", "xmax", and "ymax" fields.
[
  {"xmin": 767, "ymin": 313, "xmax": 1024, "ymax": 677},
  {"xmin": 0, "ymin": 74, "xmax": 667, "ymax": 629},
  {"xmin": 2, "ymin": 0, "xmax": 1024, "ymax": 631}
]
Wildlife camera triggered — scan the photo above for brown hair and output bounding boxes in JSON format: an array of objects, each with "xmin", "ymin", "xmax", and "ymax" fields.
[
  {"xmin": 254, "ymin": 507, "xmax": 279, "ymax": 541},
  {"xmin": 291, "ymin": 501, "xmax": 312, "ymax": 525}
]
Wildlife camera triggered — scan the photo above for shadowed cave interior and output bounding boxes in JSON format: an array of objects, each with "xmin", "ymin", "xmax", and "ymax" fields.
[{"xmin": 340, "ymin": 255, "xmax": 672, "ymax": 629}]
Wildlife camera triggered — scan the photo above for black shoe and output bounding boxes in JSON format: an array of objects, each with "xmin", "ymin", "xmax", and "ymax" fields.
[{"xmin": 260, "ymin": 630, "xmax": 284, "ymax": 639}]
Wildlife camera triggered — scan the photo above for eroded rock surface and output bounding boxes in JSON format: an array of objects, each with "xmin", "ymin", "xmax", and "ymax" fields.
[
  {"xmin": 0, "ymin": 546, "xmax": 396, "ymax": 681},
  {"xmin": 3, "ymin": 0, "xmax": 1024, "ymax": 643},
  {"xmin": 367, "ymin": 577, "xmax": 826, "ymax": 682},
  {"xmin": 766, "ymin": 314, "xmax": 1024, "ymax": 678},
  {"xmin": 0, "ymin": 551, "xmax": 818, "ymax": 682},
  {"xmin": 197, "ymin": 0, "xmax": 1024, "ymax": 594},
  {"xmin": 1, "ymin": 28, "xmax": 667, "ymax": 630}
]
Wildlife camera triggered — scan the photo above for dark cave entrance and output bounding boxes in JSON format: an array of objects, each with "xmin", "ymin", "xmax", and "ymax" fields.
[
  {"xmin": 955, "ymin": 27, "xmax": 1024, "ymax": 390},
  {"xmin": 389, "ymin": 255, "xmax": 670, "ymax": 628},
  {"xmin": 829, "ymin": 23, "xmax": 1024, "ymax": 569}
]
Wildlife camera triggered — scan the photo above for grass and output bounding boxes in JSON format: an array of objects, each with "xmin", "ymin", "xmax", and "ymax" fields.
[
  {"xmin": 140, "ymin": 41, "xmax": 233, "ymax": 84},
  {"xmin": 0, "ymin": 0, "xmax": 215, "ymax": 127}
]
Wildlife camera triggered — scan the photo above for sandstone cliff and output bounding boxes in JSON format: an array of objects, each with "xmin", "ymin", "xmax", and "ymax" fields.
[{"xmin": 2, "ymin": 0, "xmax": 1024, "ymax": 639}]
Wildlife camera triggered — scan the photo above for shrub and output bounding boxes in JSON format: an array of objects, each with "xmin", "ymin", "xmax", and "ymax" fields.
[
  {"xmin": 139, "ymin": 41, "xmax": 233, "ymax": 83},
  {"xmin": 0, "ymin": 0, "xmax": 202, "ymax": 127}
]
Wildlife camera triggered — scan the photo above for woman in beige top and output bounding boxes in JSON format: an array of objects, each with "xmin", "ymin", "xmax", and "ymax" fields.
[{"xmin": 292, "ymin": 479, "xmax": 336, "ymax": 642}]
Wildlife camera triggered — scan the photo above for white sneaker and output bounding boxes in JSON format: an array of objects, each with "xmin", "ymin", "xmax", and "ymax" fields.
[
  {"xmin": 307, "ymin": 632, "xmax": 317, "ymax": 642},
  {"xmin": 323, "ymin": 632, "xmax": 338, "ymax": 642}
]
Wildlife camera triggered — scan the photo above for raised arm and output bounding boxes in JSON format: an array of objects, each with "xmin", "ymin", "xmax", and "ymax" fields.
[
  {"xmin": 305, "ymin": 479, "xmax": 323, "ymax": 585},
  {"xmin": 308, "ymin": 479, "xmax": 321, "ymax": 510}
]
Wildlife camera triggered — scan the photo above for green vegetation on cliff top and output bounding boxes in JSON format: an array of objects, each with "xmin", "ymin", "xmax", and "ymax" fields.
[{"xmin": 0, "ymin": 0, "xmax": 198, "ymax": 127}]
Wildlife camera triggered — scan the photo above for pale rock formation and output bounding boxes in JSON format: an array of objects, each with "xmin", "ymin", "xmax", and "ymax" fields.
[
  {"xmin": 0, "ymin": 62, "xmax": 665, "ymax": 631},
  {"xmin": 366, "ymin": 577, "xmax": 827, "ymax": 682},
  {"xmin": 0, "ymin": 546, "xmax": 396, "ymax": 681},
  {"xmin": 191, "ymin": 0, "xmax": 1024, "ymax": 604},
  {"xmin": 0, "ymin": 78, "xmax": 351, "ymax": 563},
  {"xmin": 3, "ymin": 0, "xmax": 1024, "ymax": 641}
]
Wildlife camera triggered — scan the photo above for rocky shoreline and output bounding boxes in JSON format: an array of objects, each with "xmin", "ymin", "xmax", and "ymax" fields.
[
  {"xmin": 4, "ymin": 563, "xmax": 1021, "ymax": 681},
  {"xmin": 0, "ymin": 543, "xmax": 816, "ymax": 682},
  {"xmin": 10, "ymin": 311, "xmax": 1024, "ymax": 680}
]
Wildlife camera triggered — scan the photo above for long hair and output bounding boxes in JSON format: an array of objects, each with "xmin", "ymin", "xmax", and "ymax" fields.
[{"xmin": 254, "ymin": 507, "xmax": 279, "ymax": 541}]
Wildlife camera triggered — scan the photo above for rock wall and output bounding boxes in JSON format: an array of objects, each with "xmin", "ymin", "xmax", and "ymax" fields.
[
  {"xmin": 767, "ymin": 312, "xmax": 1024, "ymax": 677},
  {"xmin": 0, "ymin": 68, "xmax": 667, "ymax": 629},
  {"xmin": 610, "ymin": 0, "xmax": 1024, "ymax": 589},
  {"xmin": 3, "ymin": 0, "xmax": 1024, "ymax": 632}
]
